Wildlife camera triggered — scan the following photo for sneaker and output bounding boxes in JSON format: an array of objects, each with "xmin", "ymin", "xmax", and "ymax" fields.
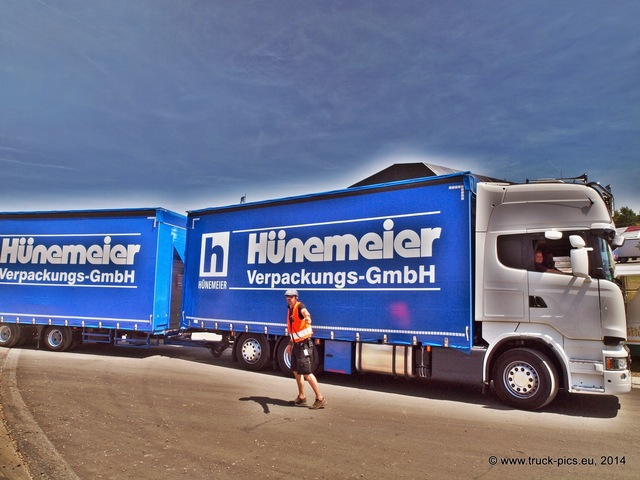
[
  {"xmin": 290, "ymin": 396, "xmax": 307, "ymax": 406},
  {"xmin": 310, "ymin": 397, "xmax": 327, "ymax": 409}
]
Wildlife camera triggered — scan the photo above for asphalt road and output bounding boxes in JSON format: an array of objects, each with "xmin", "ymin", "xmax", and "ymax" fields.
[{"xmin": 1, "ymin": 343, "xmax": 638, "ymax": 480}]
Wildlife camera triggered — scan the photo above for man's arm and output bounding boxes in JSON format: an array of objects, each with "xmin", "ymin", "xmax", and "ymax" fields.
[{"xmin": 300, "ymin": 306, "xmax": 312, "ymax": 323}]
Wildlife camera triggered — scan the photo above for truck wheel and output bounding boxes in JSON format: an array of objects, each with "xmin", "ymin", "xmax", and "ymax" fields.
[
  {"xmin": 492, "ymin": 348, "xmax": 558, "ymax": 410},
  {"xmin": 236, "ymin": 333, "xmax": 271, "ymax": 371},
  {"xmin": 275, "ymin": 339, "xmax": 323, "ymax": 376},
  {"xmin": 276, "ymin": 339, "xmax": 293, "ymax": 375},
  {"xmin": 0, "ymin": 324, "xmax": 21, "ymax": 348},
  {"xmin": 43, "ymin": 326, "xmax": 73, "ymax": 352}
]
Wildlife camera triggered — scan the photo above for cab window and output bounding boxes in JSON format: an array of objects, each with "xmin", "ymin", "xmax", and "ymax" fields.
[{"xmin": 497, "ymin": 233, "xmax": 578, "ymax": 274}]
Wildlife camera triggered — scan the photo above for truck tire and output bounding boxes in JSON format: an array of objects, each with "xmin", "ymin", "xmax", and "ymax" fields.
[
  {"xmin": 236, "ymin": 333, "xmax": 271, "ymax": 371},
  {"xmin": 275, "ymin": 338, "xmax": 323, "ymax": 376},
  {"xmin": 42, "ymin": 326, "xmax": 73, "ymax": 352},
  {"xmin": 276, "ymin": 339, "xmax": 293, "ymax": 375},
  {"xmin": 492, "ymin": 348, "xmax": 559, "ymax": 410},
  {"xmin": 0, "ymin": 324, "xmax": 21, "ymax": 348}
]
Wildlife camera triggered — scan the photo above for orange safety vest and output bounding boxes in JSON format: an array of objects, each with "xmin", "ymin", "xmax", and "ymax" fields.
[{"xmin": 287, "ymin": 301, "xmax": 313, "ymax": 343}]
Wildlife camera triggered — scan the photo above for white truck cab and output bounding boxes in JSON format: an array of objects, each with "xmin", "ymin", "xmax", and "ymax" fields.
[{"xmin": 475, "ymin": 181, "xmax": 631, "ymax": 409}]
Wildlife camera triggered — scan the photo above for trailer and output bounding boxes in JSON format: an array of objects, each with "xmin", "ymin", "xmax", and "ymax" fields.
[
  {"xmin": 0, "ymin": 208, "xmax": 186, "ymax": 350},
  {"xmin": 182, "ymin": 171, "xmax": 632, "ymax": 410}
]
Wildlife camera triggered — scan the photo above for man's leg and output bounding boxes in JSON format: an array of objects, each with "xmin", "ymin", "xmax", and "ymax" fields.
[
  {"xmin": 304, "ymin": 373, "xmax": 324, "ymax": 401},
  {"xmin": 294, "ymin": 372, "xmax": 306, "ymax": 399}
]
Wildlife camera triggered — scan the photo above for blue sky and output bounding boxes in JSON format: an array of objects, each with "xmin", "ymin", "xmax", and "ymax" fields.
[{"xmin": 1, "ymin": 1, "xmax": 639, "ymax": 214}]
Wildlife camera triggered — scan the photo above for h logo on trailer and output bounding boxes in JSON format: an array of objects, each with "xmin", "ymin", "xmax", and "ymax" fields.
[{"xmin": 200, "ymin": 232, "xmax": 230, "ymax": 277}]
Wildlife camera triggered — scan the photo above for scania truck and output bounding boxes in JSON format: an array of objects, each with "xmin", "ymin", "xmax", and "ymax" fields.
[
  {"xmin": 0, "ymin": 170, "xmax": 632, "ymax": 410},
  {"xmin": 182, "ymin": 171, "xmax": 631, "ymax": 410},
  {"xmin": 0, "ymin": 208, "xmax": 186, "ymax": 350}
]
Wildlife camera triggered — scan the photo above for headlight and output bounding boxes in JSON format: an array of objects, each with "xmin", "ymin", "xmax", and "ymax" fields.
[{"xmin": 605, "ymin": 357, "xmax": 629, "ymax": 371}]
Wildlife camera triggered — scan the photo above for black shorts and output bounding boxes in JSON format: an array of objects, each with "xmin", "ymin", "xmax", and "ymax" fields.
[{"xmin": 290, "ymin": 340, "xmax": 316, "ymax": 375}]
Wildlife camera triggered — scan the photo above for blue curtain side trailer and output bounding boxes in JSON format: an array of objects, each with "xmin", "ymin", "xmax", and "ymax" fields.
[
  {"xmin": 182, "ymin": 172, "xmax": 483, "ymax": 380},
  {"xmin": 0, "ymin": 208, "xmax": 186, "ymax": 350}
]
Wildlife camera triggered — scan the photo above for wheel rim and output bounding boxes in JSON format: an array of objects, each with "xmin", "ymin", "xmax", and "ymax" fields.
[
  {"xmin": 0, "ymin": 325, "xmax": 11, "ymax": 342},
  {"xmin": 502, "ymin": 360, "xmax": 540, "ymax": 399},
  {"xmin": 47, "ymin": 329, "xmax": 64, "ymax": 348},
  {"xmin": 282, "ymin": 344, "xmax": 292, "ymax": 370},
  {"xmin": 240, "ymin": 338, "xmax": 262, "ymax": 364}
]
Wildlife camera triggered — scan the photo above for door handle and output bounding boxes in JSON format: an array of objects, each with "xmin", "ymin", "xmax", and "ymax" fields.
[{"xmin": 529, "ymin": 296, "xmax": 547, "ymax": 308}]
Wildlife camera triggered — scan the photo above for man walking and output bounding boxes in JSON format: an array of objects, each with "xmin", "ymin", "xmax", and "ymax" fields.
[{"xmin": 285, "ymin": 289, "xmax": 326, "ymax": 409}]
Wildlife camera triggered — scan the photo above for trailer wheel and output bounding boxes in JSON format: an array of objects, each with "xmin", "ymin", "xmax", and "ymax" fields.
[
  {"xmin": 236, "ymin": 333, "xmax": 271, "ymax": 371},
  {"xmin": 0, "ymin": 324, "xmax": 21, "ymax": 348},
  {"xmin": 492, "ymin": 348, "xmax": 558, "ymax": 410},
  {"xmin": 43, "ymin": 326, "xmax": 73, "ymax": 352}
]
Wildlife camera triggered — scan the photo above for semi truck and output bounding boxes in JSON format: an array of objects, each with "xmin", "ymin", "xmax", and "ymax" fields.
[
  {"xmin": 182, "ymin": 171, "xmax": 631, "ymax": 410},
  {"xmin": 0, "ymin": 208, "xmax": 186, "ymax": 350},
  {"xmin": 0, "ymin": 170, "xmax": 632, "ymax": 410},
  {"xmin": 615, "ymin": 264, "xmax": 640, "ymax": 356},
  {"xmin": 615, "ymin": 226, "xmax": 640, "ymax": 263}
]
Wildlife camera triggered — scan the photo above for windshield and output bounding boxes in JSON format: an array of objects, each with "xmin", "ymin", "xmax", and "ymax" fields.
[{"xmin": 592, "ymin": 235, "xmax": 616, "ymax": 282}]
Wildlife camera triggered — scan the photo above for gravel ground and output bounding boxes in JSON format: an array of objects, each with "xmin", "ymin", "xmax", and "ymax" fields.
[
  {"xmin": 1, "ymin": 348, "xmax": 31, "ymax": 480},
  {"xmin": 1, "ymin": 414, "xmax": 31, "ymax": 480}
]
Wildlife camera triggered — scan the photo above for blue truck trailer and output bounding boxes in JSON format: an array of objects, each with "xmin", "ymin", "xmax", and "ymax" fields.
[
  {"xmin": 182, "ymin": 171, "xmax": 631, "ymax": 409},
  {"xmin": 0, "ymin": 208, "xmax": 186, "ymax": 350},
  {"xmin": 183, "ymin": 173, "xmax": 472, "ymax": 370}
]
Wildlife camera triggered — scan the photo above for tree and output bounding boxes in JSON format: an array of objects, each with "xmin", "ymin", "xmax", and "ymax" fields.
[{"xmin": 613, "ymin": 206, "xmax": 640, "ymax": 227}]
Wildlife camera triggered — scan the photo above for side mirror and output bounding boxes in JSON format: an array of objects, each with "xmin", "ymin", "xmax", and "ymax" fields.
[
  {"xmin": 570, "ymin": 235, "xmax": 593, "ymax": 280},
  {"xmin": 611, "ymin": 235, "xmax": 625, "ymax": 249}
]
